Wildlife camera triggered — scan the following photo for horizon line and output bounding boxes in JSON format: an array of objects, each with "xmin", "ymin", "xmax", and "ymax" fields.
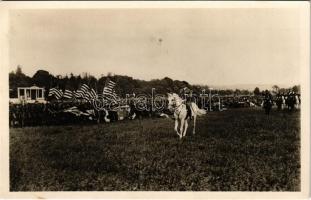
[{"xmin": 10, "ymin": 67, "xmax": 300, "ymax": 89}]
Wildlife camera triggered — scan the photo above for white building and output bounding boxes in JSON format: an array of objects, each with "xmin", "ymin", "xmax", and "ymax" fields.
[{"xmin": 10, "ymin": 86, "xmax": 47, "ymax": 104}]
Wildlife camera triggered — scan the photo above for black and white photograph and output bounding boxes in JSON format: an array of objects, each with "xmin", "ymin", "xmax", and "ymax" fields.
[{"xmin": 0, "ymin": 1, "xmax": 310, "ymax": 199}]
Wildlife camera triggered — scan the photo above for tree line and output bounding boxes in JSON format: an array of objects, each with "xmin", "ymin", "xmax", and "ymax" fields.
[{"xmin": 9, "ymin": 66, "xmax": 300, "ymax": 98}]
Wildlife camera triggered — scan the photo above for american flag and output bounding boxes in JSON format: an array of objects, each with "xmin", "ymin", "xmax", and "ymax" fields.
[
  {"xmin": 75, "ymin": 84, "xmax": 90, "ymax": 99},
  {"xmin": 89, "ymin": 88, "xmax": 98, "ymax": 100},
  {"xmin": 84, "ymin": 88, "xmax": 98, "ymax": 102},
  {"xmin": 73, "ymin": 91, "xmax": 80, "ymax": 98},
  {"xmin": 81, "ymin": 84, "xmax": 90, "ymax": 92},
  {"xmin": 63, "ymin": 89, "xmax": 74, "ymax": 99},
  {"xmin": 74, "ymin": 84, "xmax": 99, "ymax": 104},
  {"xmin": 63, "ymin": 106, "xmax": 95, "ymax": 117},
  {"xmin": 103, "ymin": 80, "xmax": 118, "ymax": 102},
  {"xmin": 48, "ymin": 88, "xmax": 63, "ymax": 99}
]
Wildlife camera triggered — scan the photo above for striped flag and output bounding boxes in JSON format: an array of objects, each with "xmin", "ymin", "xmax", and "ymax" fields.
[
  {"xmin": 89, "ymin": 88, "xmax": 98, "ymax": 100},
  {"xmin": 48, "ymin": 88, "xmax": 63, "ymax": 99},
  {"xmin": 83, "ymin": 88, "xmax": 97, "ymax": 102},
  {"xmin": 97, "ymin": 93, "xmax": 104, "ymax": 99},
  {"xmin": 73, "ymin": 91, "xmax": 81, "ymax": 98},
  {"xmin": 63, "ymin": 106, "xmax": 94, "ymax": 117},
  {"xmin": 103, "ymin": 80, "xmax": 118, "ymax": 102},
  {"xmin": 85, "ymin": 109, "xmax": 95, "ymax": 116},
  {"xmin": 63, "ymin": 89, "xmax": 74, "ymax": 99},
  {"xmin": 103, "ymin": 80, "xmax": 116, "ymax": 94},
  {"xmin": 75, "ymin": 84, "xmax": 90, "ymax": 99},
  {"xmin": 63, "ymin": 106, "xmax": 83, "ymax": 116},
  {"xmin": 74, "ymin": 90, "xmax": 83, "ymax": 98},
  {"xmin": 81, "ymin": 84, "xmax": 90, "ymax": 92},
  {"xmin": 74, "ymin": 84, "xmax": 98, "ymax": 103}
]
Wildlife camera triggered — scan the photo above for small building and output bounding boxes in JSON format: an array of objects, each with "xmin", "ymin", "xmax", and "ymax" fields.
[{"xmin": 10, "ymin": 86, "xmax": 46, "ymax": 104}]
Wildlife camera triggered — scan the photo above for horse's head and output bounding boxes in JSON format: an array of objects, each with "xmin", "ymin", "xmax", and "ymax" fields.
[
  {"xmin": 167, "ymin": 93, "xmax": 183, "ymax": 111},
  {"xmin": 167, "ymin": 93, "xmax": 175, "ymax": 111}
]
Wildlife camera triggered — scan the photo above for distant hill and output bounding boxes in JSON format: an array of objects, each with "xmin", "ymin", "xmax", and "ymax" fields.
[{"xmin": 210, "ymin": 84, "xmax": 298, "ymax": 91}]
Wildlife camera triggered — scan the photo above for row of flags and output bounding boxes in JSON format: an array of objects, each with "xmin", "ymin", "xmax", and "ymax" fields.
[{"xmin": 48, "ymin": 80, "xmax": 118, "ymax": 103}]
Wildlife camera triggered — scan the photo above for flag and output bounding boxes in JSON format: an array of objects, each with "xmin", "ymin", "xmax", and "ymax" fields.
[
  {"xmin": 74, "ymin": 89, "xmax": 83, "ymax": 98},
  {"xmin": 81, "ymin": 84, "xmax": 90, "ymax": 93},
  {"xmin": 89, "ymin": 88, "xmax": 98, "ymax": 100},
  {"xmin": 73, "ymin": 91, "xmax": 81, "ymax": 98},
  {"xmin": 75, "ymin": 84, "xmax": 90, "ymax": 99},
  {"xmin": 81, "ymin": 83, "xmax": 90, "ymax": 91},
  {"xmin": 74, "ymin": 84, "xmax": 98, "ymax": 103},
  {"xmin": 85, "ymin": 109, "xmax": 95, "ymax": 116},
  {"xmin": 103, "ymin": 80, "xmax": 116, "ymax": 94},
  {"xmin": 63, "ymin": 89, "xmax": 74, "ymax": 99},
  {"xmin": 63, "ymin": 106, "xmax": 94, "ymax": 116},
  {"xmin": 48, "ymin": 88, "xmax": 63, "ymax": 99},
  {"xmin": 74, "ymin": 90, "xmax": 86, "ymax": 99},
  {"xmin": 82, "ymin": 88, "xmax": 97, "ymax": 103},
  {"xmin": 97, "ymin": 93, "xmax": 104, "ymax": 99},
  {"xmin": 103, "ymin": 80, "xmax": 118, "ymax": 102}
]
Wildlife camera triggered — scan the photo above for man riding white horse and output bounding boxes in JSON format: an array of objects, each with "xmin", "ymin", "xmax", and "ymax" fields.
[{"xmin": 167, "ymin": 91, "xmax": 206, "ymax": 139}]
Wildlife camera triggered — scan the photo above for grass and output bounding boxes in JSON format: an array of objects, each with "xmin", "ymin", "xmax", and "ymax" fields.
[{"xmin": 10, "ymin": 108, "xmax": 300, "ymax": 191}]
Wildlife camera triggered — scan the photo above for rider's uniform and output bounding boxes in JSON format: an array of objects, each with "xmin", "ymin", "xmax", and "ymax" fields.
[
  {"xmin": 185, "ymin": 93, "xmax": 195, "ymax": 119},
  {"xmin": 263, "ymin": 92, "xmax": 273, "ymax": 107},
  {"xmin": 179, "ymin": 87, "xmax": 195, "ymax": 119}
]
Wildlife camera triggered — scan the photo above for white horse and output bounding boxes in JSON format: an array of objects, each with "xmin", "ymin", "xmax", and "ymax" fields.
[{"xmin": 167, "ymin": 93, "xmax": 207, "ymax": 139}]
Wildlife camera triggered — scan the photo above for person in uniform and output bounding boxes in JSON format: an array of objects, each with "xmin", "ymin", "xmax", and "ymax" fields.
[
  {"xmin": 275, "ymin": 93, "xmax": 283, "ymax": 111},
  {"xmin": 180, "ymin": 87, "xmax": 194, "ymax": 120},
  {"xmin": 20, "ymin": 104, "xmax": 26, "ymax": 127},
  {"xmin": 263, "ymin": 90, "xmax": 273, "ymax": 114},
  {"xmin": 9, "ymin": 103, "xmax": 15, "ymax": 127}
]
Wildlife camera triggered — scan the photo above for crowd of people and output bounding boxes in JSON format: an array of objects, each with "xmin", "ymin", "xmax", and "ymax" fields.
[
  {"xmin": 9, "ymin": 101, "xmax": 122, "ymax": 127},
  {"xmin": 9, "ymin": 90, "xmax": 300, "ymax": 128}
]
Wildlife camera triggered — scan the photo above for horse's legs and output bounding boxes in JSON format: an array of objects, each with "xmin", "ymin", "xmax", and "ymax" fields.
[
  {"xmin": 193, "ymin": 115, "xmax": 196, "ymax": 135},
  {"xmin": 174, "ymin": 119, "xmax": 178, "ymax": 132},
  {"xmin": 183, "ymin": 119, "xmax": 188, "ymax": 137},
  {"xmin": 174, "ymin": 119, "xmax": 180, "ymax": 137},
  {"xmin": 179, "ymin": 118, "xmax": 184, "ymax": 139}
]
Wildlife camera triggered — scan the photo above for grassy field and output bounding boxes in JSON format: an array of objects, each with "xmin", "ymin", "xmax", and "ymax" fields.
[{"xmin": 10, "ymin": 108, "xmax": 300, "ymax": 191}]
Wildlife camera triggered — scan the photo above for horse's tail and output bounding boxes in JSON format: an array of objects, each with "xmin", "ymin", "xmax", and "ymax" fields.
[{"xmin": 191, "ymin": 103, "xmax": 207, "ymax": 116}]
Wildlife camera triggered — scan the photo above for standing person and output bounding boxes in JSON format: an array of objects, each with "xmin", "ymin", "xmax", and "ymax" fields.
[
  {"xmin": 20, "ymin": 103, "xmax": 26, "ymax": 127},
  {"xmin": 263, "ymin": 90, "xmax": 273, "ymax": 115},
  {"xmin": 9, "ymin": 103, "xmax": 15, "ymax": 127},
  {"xmin": 287, "ymin": 91, "xmax": 296, "ymax": 111},
  {"xmin": 275, "ymin": 93, "xmax": 283, "ymax": 111},
  {"xmin": 15, "ymin": 105, "xmax": 21, "ymax": 127}
]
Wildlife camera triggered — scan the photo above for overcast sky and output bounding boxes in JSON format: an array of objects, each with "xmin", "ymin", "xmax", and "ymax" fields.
[{"xmin": 9, "ymin": 8, "xmax": 302, "ymax": 86}]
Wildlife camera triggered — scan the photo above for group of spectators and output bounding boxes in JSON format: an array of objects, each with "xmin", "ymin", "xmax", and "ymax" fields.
[
  {"xmin": 9, "ymin": 101, "xmax": 120, "ymax": 128},
  {"xmin": 9, "ymin": 91, "xmax": 300, "ymax": 128}
]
